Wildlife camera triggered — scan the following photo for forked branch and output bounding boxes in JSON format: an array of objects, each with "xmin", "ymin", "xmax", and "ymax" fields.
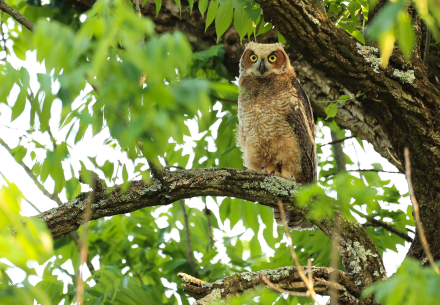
[{"xmin": 178, "ymin": 266, "xmax": 359, "ymax": 305}]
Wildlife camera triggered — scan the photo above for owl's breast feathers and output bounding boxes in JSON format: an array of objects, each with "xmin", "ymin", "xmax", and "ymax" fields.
[{"xmin": 237, "ymin": 73, "xmax": 316, "ymax": 183}]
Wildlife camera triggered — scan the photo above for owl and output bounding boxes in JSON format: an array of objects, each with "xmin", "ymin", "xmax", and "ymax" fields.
[{"xmin": 236, "ymin": 42, "xmax": 316, "ymax": 230}]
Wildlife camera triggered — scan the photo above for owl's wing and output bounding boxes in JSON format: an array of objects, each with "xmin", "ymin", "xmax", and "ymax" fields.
[{"xmin": 288, "ymin": 77, "xmax": 317, "ymax": 182}]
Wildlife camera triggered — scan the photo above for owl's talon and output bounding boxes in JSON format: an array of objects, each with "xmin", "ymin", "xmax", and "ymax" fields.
[
  {"xmin": 270, "ymin": 171, "xmax": 276, "ymax": 177},
  {"xmin": 289, "ymin": 174, "xmax": 295, "ymax": 181},
  {"xmin": 260, "ymin": 167, "xmax": 268, "ymax": 175}
]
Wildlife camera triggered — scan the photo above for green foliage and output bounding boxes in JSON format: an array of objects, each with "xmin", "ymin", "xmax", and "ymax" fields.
[
  {"xmin": 364, "ymin": 259, "xmax": 440, "ymax": 305},
  {"xmin": 0, "ymin": 183, "xmax": 55, "ymax": 304},
  {"xmin": 0, "ymin": 0, "xmax": 433, "ymax": 303}
]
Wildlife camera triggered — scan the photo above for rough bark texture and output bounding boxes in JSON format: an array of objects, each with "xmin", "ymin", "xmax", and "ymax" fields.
[
  {"xmin": 179, "ymin": 266, "xmax": 361, "ymax": 304},
  {"xmin": 35, "ymin": 167, "xmax": 385, "ymax": 304}
]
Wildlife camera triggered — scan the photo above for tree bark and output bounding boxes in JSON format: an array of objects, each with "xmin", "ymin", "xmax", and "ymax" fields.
[
  {"xmin": 35, "ymin": 167, "xmax": 385, "ymax": 304},
  {"xmin": 179, "ymin": 266, "xmax": 361, "ymax": 304}
]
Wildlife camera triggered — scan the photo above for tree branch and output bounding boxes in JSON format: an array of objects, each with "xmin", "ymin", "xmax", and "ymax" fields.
[
  {"xmin": 178, "ymin": 266, "xmax": 361, "ymax": 305},
  {"xmin": 320, "ymin": 136, "xmax": 356, "ymax": 147},
  {"xmin": 0, "ymin": 0, "xmax": 34, "ymax": 31},
  {"xmin": 353, "ymin": 208, "xmax": 413, "ymax": 243},
  {"xmin": 180, "ymin": 200, "xmax": 199, "ymax": 278},
  {"xmin": 322, "ymin": 169, "xmax": 402, "ymax": 179},
  {"xmin": 0, "ymin": 138, "xmax": 64, "ymax": 207},
  {"xmin": 204, "ymin": 203, "xmax": 214, "ymax": 250},
  {"xmin": 35, "ymin": 167, "xmax": 385, "ymax": 301}
]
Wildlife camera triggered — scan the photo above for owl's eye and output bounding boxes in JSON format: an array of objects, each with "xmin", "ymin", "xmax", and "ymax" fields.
[
  {"xmin": 268, "ymin": 54, "xmax": 277, "ymax": 63},
  {"xmin": 249, "ymin": 54, "xmax": 258, "ymax": 62}
]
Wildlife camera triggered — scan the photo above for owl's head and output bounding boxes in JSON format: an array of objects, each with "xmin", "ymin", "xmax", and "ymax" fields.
[{"xmin": 239, "ymin": 42, "xmax": 292, "ymax": 77}]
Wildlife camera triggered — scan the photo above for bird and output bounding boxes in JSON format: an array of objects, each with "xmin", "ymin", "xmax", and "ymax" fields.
[{"xmin": 236, "ymin": 42, "xmax": 316, "ymax": 230}]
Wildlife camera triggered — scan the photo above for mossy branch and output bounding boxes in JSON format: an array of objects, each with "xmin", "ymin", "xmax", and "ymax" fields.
[
  {"xmin": 179, "ymin": 266, "xmax": 361, "ymax": 305},
  {"xmin": 34, "ymin": 167, "xmax": 385, "ymax": 302}
]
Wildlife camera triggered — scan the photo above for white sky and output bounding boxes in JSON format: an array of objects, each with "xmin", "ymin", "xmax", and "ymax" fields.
[{"xmin": 0, "ymin": 33, "xmax": 412, "ymax": 304}]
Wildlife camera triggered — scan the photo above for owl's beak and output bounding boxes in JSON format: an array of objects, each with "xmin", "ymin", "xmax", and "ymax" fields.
[{"xmin": 259, "ymin": 60, "xmax": 267, "ymax": 75}]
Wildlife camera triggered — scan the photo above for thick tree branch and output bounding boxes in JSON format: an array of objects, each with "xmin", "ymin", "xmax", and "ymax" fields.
[
  {"xmin": 179, "ymin": 266, "xmax": 361, "ymax": 305},
  {"xmin": 35, "ymin": 167, "xmax": 385, "ymax": 302}
]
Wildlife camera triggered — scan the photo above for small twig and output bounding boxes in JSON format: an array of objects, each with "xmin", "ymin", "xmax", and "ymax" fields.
[
  {"xmin": 76, "ymin": 176, "xmax": 97, "ymax": 304},
  {"xmin": 406, "ymin": 227, "xmax": 415, "ymax": 234},
  {"xmin": 329, "ymin": 134, "xmax": 343, "ymax": 305},
  {"xmin": 404, "ymin": 148, "xmax": 439, "ymax": 274},
  {"xmin": 330, "ymin": 131, "xmax": 346, "ymax": 173},
  {"xmin": 320, "ymin": 136, "xmax": 356, "ymax": 147},
  {"xmin": 352, "ymin": 209, "xmax": 413, "ymax": 242},
  {"xmin": 433, "ymin": 110, "xmax": 440, "ymax": 125},
  {"xmin": 0, "ymin": 171, "xmax": 42, "ymax": 214},
  {"xmin": 322, "ymin": 169, "xmax": 401, "ymax": 179},
  {"xmin": 135, "ymin": 272, "xmax": 144, "ymax": 285},
  {"xmin": 329, "ymin": 214, "xmax": 341, "ymax": 305},
  {"xmin": 204, "ymin": 203, "xmax": 214, "ymax": 251},
  {"xmin": 180, "ymin": 200, "xmax": 199, "ymax": 278},
  {"xmin": 134, "ymin": 0, "xmax": 141, "ymax": 17},
  {"xmin": 178, "ymin": 272, "xmax": 208, "ymax": 287},
  {"xmin": 278, "ymin": 200, "xmax": 322, "ymax": 305},
  {"xmin": 210, "ymin": 95, "xmax": 237, "ymax": 103},
  {"xmin": 0, "ymin": 0, "xmax": 34, "ymax": 32},
  {"xmin": 362, "ymin": 222, "xmax": 413, "ymax": 242},
  {"xmin": 147, "ymin": 158, "xmax": 164, "ymax": 180},
  {"xmin": 261, "ymin": 275, "xmax": 310, "ymax": 298},
  {"xmin": 164, "ymin": 165, "xmax": 185, "ymax": 170},
  {"xmin": 386, "ymin": 147, "xmax": 402, "ymax": 166},
  {"xmin": 0, "ymin": 138, "xmax": 63, "ymax": 207}
]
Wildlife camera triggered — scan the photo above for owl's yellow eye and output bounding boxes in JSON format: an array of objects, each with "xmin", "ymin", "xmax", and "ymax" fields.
[
  {"xmin": 249, "ymin": 54, "xmax": 258, "ymax": 62},
  {"xmin": 268, "ymin": 54, "xmax": 277, "ymax": 63}
]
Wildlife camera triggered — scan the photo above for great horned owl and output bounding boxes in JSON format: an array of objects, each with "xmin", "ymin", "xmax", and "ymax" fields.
[{"xmin": 236, "ymin": 42, "xmax": 316, "ymax": 230}]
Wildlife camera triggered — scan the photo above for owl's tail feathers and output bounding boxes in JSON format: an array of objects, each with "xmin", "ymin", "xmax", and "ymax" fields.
[{"xmin": 272, "ymin": 207, "xmax": 314, "ymax": 230}]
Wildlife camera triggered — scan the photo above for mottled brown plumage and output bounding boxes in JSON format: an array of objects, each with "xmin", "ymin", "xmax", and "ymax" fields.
[{"xmin": 236, "ymin": 42, "xmax": 316, "ymax": 230}]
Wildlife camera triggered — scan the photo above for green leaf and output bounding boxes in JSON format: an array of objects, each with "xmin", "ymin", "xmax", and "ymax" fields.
[
  {"xmin": 11, "ymin": 145, "xmax": 27, "ymax": 163},
  {"xmin": 339, "ymin": 23, "xmax": 365, "ymax": 44},
  {"xmin": 198, "ymin": 0, "xmax": 208, "ymax": 17},
  {"xmin": 174, "ymin": 0, "xmax": 181, "ymax": 12},
  {"xmin": 154, "ymin": 0, "xmax": 162, "ymax": 15},
  {"xmin": 325, "ymin": 103, "xmax": 338, "ymax": 120},
  {"xmin": 215, "ymin": 0, "xmax": 234, "ymax": 42},
  {"xmin": 230, "ymin": 0, "xmax": 245, "ymax": 10},
  {"xmin": 11, "ymin": 90, "xmax": 27, "ymax": 121},
  {"xmin": 396, "ymin": 11, "xmax": 415, "ymax": 59},
  {"xmin": 244, "ymin": 5, "xmax": 261, "ymax": 23},
  {"xmin": 278, "ymin": 31, "xmax": 286, "ymax": 44},
  {"xmin": 348, "ymin": 0, "xmax": 361, "ymax": 18},
  {"xmin": 234, "ymin": 9, "xmax": 248, "ymax": 43},
  {"xmin": 257, "ymin": 20, "xmax": 272, "ymax": 36},
  {"xmin": 366, "ymin": 0, "xmax": 405, "ymax": 41},
  {"xmin": 122, "ymin": 164, "xmax": 128, "ymax": 182},
  {"xmin": 371, "ymin": 163, "xmax": 384, "ymax": 170},
  {"xmin": 205, "ymin": 0, "xmax": 219, "ymax": 32}
]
